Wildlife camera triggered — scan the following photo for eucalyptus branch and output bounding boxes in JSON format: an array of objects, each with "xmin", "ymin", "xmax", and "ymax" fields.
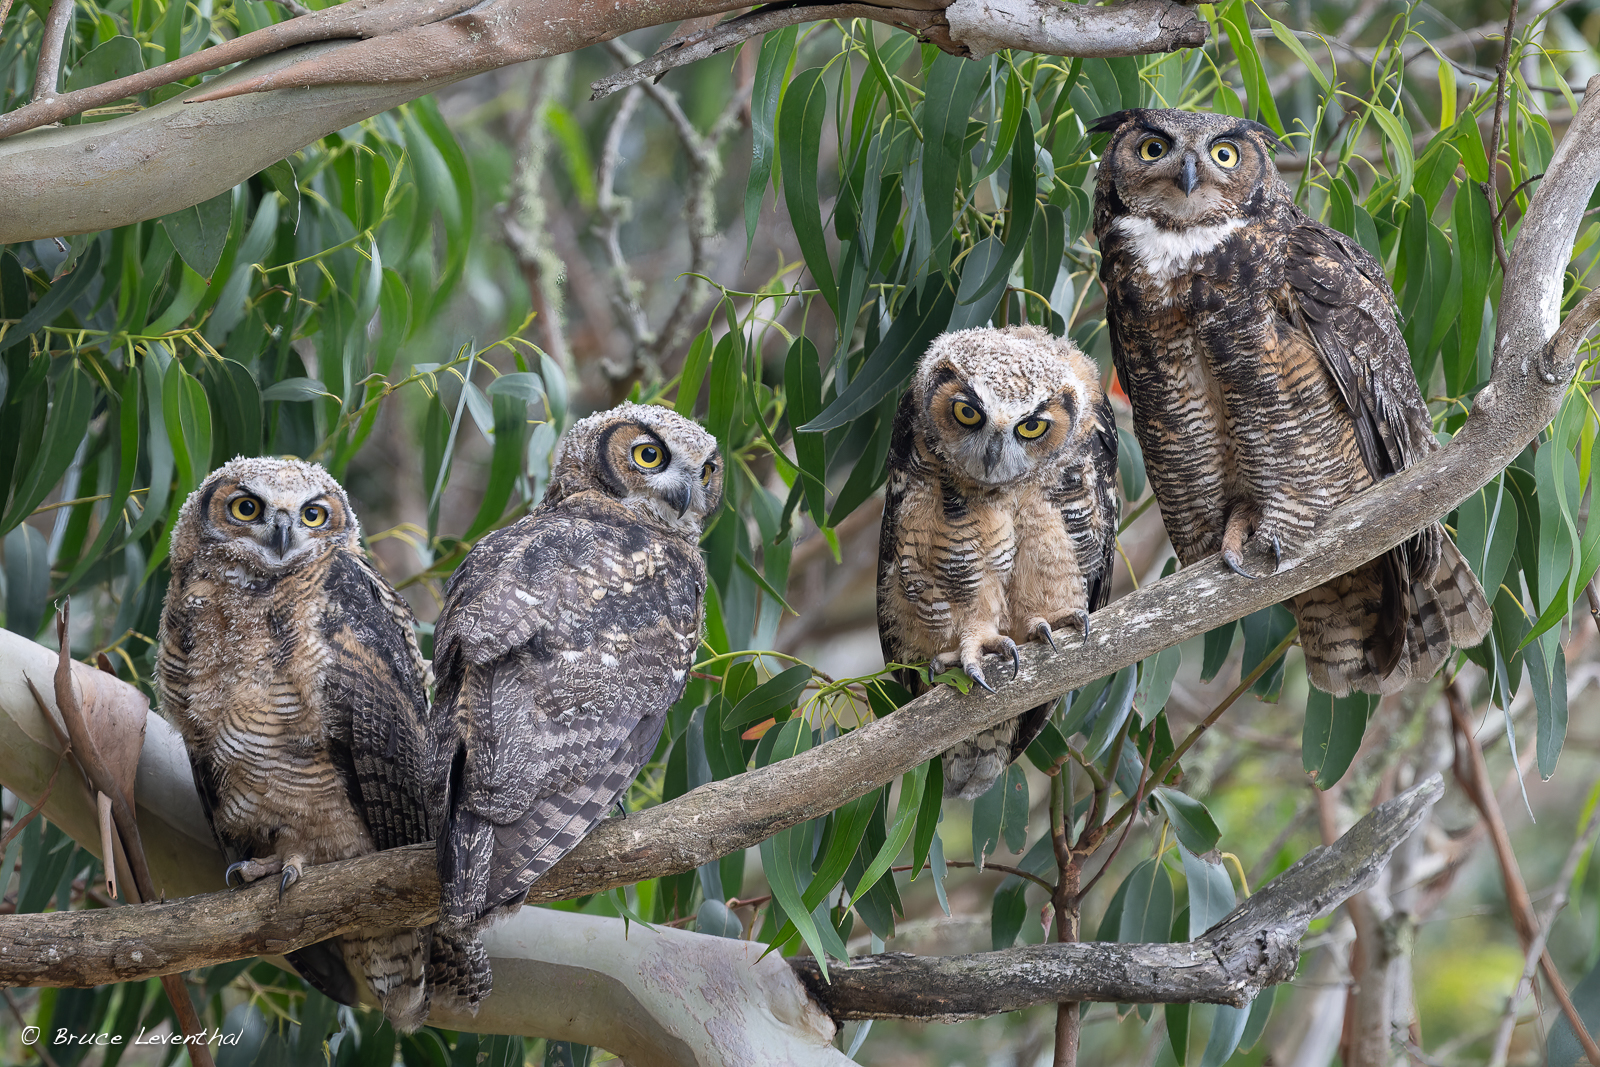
[{"xmin": 31, "ymin": 0, "xmax": 75, "ymax": 102}]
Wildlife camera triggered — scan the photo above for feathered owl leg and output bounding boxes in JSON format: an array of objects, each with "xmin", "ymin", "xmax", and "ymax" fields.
[
  {"xmin": 1031, "ymin": 609, "xmax": 1091, "ymax": 649},
  {"xmin": 931, "ymin": 627, "xmax": 1019, "ymax": 693},
  {"xmin": 1220, "ymin": 502, "xmax": 1282, "ymax": 578}
]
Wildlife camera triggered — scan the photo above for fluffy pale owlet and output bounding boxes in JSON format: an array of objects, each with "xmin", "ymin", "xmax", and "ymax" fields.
[
  {"xmin": 158, "ymin": 457, "xmax": 488, "ymax": 1030},
  {"xmin": 1090, "ymin": 108, "xmax": 1491, "ymax": 694},
  {"xmin": 431, "ymin": 402, "xmax": 721, "ymax": 931},
  {"xmin": 878, "ymin": 326, "xmax": 1120, "ymax": 799}
]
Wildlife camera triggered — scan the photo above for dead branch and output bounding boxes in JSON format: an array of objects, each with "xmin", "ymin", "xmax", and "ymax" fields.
[{"xmin": 794, "ymin": 778, "xmax": 1440, "ymax": 1021}]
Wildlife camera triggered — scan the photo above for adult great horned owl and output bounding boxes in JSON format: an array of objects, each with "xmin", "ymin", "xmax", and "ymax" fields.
[
  {"xmin": 1090, "ymin": 108, "xmax": 1490, "ymax": 694},
  {"xmin": 878, "ymin": 326, "xmax": 1120, "ymax": 799},
  {"xmin": 432, "ymin": 402, "xmax": 720, "ymax": 930},
  {"xmin": 158, "ymin": 457, "xmax": 487, "ymax": 1031}
]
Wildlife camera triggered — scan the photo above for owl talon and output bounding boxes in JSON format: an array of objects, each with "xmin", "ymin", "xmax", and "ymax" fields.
[
  {"xmin": 966, "ymin": 668, "xmax": 996, "ymax": 694},
  {"xmin": 1222, "ymin": 547, "xmax": 1261, "ymax": 580},
  {"xmin": 1064, "ymin": 610, "xmax": 1091, "ymax": 643},
  {"xmin": 279, "ymin": 864, "xmax": 301, "ymax": 899},
  {"xmin": 224, "ymin": 857, "xmax": 282, "ymax": 889},
  {"xmin": 1030, "ymin": 620, "xmax": 1058, "ymax": 651}
]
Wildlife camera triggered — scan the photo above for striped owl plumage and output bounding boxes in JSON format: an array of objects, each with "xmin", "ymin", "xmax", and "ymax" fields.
[
  {"xmin": 878, "ymin": 326, "xmax": 1119, "ymax": 799},
  {"xmin": 1090, "ymin": 108, "xmax": 1490, "ymax": 694},
  {"xmin": 157, "ymin": 457, "xmax": 488, "ymax": 1032},
  {"xmin": 432, "ymin": 403, "xmax": 720, "ymax": 931}
]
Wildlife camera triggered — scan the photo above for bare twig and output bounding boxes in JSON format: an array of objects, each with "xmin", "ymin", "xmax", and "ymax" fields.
[
  {"xmin": 1447, "ymin": 682, "xmax": 1600, "ymax": 1066},
  {"xmin": 594, "ymin": 86, "xmax": 653, "ymax": 356},
  {"xmin": 1484, "ymin": 0, "xmax": 1523, "ymax": 275},
  {"xmin": 31, "ymin": 0, "xmax": 76, "ymax": 101},
  {"xmin": 592, "ymin": 4, "xmax": 947, "ymax": 101},
  {"xmin": 2, "ymin": 988, "xmax": 60, "ymax": 1067},
  {"xmin": 601, "ymin": 36, "xmax": 755, "ymax": 367},
  {"xmin": 265, "ymin": 0, "xmax": 312, "ymax": 16},
  {"xmin": 1487, "ymin": 800, "xmax": 1600, "ymax": 1066}
]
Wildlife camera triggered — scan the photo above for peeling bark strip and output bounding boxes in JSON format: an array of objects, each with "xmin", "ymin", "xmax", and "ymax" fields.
[
  {"xmin": 791, "ymin": 778, "xmax": 1442, "ymax": 1021},
  {"xmin": 0, "ymin": 781, "xmax": 1440, "ymax": 1000}
]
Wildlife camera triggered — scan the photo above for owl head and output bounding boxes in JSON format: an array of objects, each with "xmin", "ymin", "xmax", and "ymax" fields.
[
  {"xmin": 172, "ymin": 457, "xmax": 358, "ymax": 579},
  {"xmin": 1089, "ymin": 108, "xmax": 1286, "ymax": 229},
  {"xmin": 912, "ymin": 325, "xmax": 1104, "ymax": 490},
  {"xmin": 546, "ymin": 402, "xmax": 723, "ymax": 532}
]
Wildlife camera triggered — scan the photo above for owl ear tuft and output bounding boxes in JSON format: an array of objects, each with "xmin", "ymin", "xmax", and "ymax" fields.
[
  {"xmin": 1086, "ymin": 110, "xmax": 1136, "ymax": 135},
  {"xmin": 1245, "ymin": 120, "xmax": 1289, "ymax": 152}
]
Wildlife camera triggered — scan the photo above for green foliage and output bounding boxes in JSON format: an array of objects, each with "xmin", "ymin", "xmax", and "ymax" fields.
[{"xmin": 5, "ymin": 0, "xmax": 1600, "ymax": 1058}]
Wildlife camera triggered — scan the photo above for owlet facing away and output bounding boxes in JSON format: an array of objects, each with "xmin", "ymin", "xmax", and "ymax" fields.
[
  {"xmin": 431, "ymin": 402, "xmax": 721, "ymax": 931},
  {"xmin": 158, "ymin": 457, "xmax": 487, "ymax": 1031},
  {"xmin": 878, "ymin": 326, "xmax": 1120, "ymax": 799},
  {"xmin": 1090, "ymin": 108, "xmax": 1490, "ymax": 693}
]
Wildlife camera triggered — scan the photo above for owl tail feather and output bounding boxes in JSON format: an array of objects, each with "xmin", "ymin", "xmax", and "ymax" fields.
[
  {"xmin": 344, "ymin": 927, "xmax": 430, "ymax": 1032},
  {"xmin": 942, "ymin": 699, "xmax": 1055, "ymax": 800},
  {"xmin": 428, "ymin": 929, "xmax": 492, "ymax": 1017},
  {"xmin": 1295, "ymin": 529, "xmax": 1490, "ymax": 697}
]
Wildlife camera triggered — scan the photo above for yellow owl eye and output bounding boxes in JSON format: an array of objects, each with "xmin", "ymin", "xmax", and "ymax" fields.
[
  {"xmin": 1138, "ymin": 137, "xmax": 1168, "ymax": 161},
  {"xmin": 951, "ymin": 400, "xmax": 984, "ymax": 427},
  {"xmin": 700, "ymin": 461, "xmax": 715, "ymax": 486},
  {"xmin": 1211, "ymin": 141, "xmax": 1240, "ymax": 168},
  {"xmin": 1016, "ymin": 419, "xmax": 1050, "ymax": 440},
  {"xmin": 229, "ymin": 496, "xmax": 262, "ymax": 522},
  {"xmin": 300, "ymin": 504, "xmax": 328, "ymax": 528},
  {"xmin": 632, "ymin": 443, "xmax": 665, "ymax": 469}
]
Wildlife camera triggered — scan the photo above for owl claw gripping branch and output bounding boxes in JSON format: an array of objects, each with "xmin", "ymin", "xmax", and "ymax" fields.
[
  {"xmin": 159, "ymin": 457, "xmax": 489, "ymax": 1032},
  {"xmin": 879, "ymin": 326, "xmax": 1120, "ymax": 800}
]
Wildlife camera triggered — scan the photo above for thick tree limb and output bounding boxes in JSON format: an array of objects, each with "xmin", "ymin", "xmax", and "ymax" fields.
[
  {"xmin": 792, "ymin": 777, "xmax": 1442, "ymax": 1021},
  {"xmin": 0, "ymin": 778, "xmax": 1441, "ymax": 1019},
  {"xmin": 0, "ymin": 0, "xmax": 1207, "ymax": 241}
]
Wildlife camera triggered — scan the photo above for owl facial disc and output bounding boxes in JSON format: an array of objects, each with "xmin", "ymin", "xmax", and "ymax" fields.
[
  {"xmin": 182, "ymin": 456, "xmax": 355, "ymax": 580},
  {"xmin": 550, "ymin": 402, "xmax": 723, "ymax": 534}
]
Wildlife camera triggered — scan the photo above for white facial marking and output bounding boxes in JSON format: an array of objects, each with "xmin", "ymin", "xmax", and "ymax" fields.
[{"xmin": 1114, "ymin": 215, "xmax": 1247, "ymax": 284}]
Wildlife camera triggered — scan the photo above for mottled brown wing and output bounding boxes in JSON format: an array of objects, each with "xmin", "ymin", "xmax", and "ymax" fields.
[
  {"xmin": 432, "ymin": 496, "xmax": 703, "ymax": 929},
  {"xmin": 876, "ymin": 392, "xmax": 926, "ymax": 695},
  {"xmin": 320, "ymin": 552, "xmax": 435, "ymax": 853},
  {"xmin": 1058, "ymin": 392, "xmax": 1120, "ymax": 612},
  {"xmin": 1283, "ymin": 217, "xmax": 1442, "ymax": 584},
  {"xmin": 1282, "ymin": 220, "xmax": 1435, "ymax": 483}
]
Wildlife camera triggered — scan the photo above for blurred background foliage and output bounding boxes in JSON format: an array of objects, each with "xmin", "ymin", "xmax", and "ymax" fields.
[{"xmin": 4, "ymin": 0, "xmax": 1600, "ymax": 1061}]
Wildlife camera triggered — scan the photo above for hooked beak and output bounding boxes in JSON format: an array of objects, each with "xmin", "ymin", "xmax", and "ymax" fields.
[
  {"xmin": 268, "ymin": 514, "xmax": 293, "ymax": 558},
  {"xmin": 662, "ymin": 478, "xmax": 692, "ymax": 517},
  {"xmin": 1177, "ymin": 152, "xmax": 1200, "ymax": 196},
  {"xmin": 982, "ymin": 435, "xmax": 1005, "ymax": 477}
]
